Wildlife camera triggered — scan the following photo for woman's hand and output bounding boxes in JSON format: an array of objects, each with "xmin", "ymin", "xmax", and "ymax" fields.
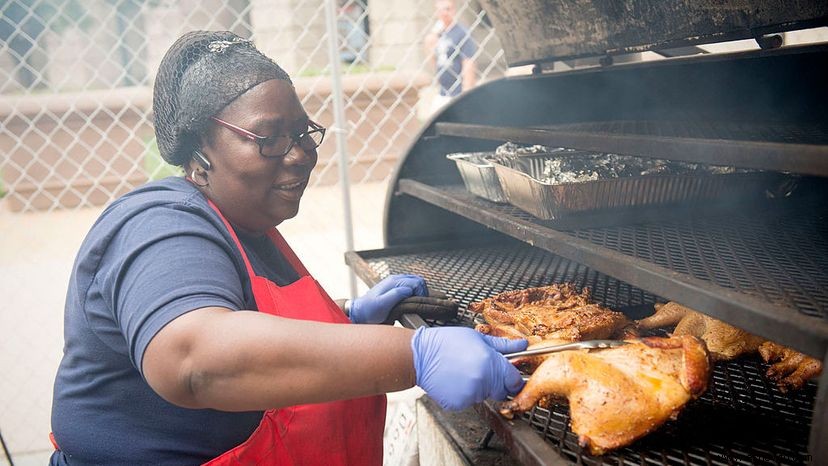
[
  {"xmin": 410, "ymin": 327, "xmax": 528, "ymax": 410},
  {"xmin": 349, "ymin": 274, "xmax": 429, "ymax": 324}
]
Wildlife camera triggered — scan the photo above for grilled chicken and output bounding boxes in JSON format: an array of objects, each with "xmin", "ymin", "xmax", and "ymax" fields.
[
  {"xmin": 638, "ymin": 301, "xmax": 822, "ymax": 392},
  {"xmin": 758, "ymin": 341, "xmax": 824, "ymax": 393},
  {"xmin": 501, "ymin": 336, "xmax": 711, "ymax": 455},
  {"xmin": 471, "ymin": 284, "xmax": 637, "ymax": 344},
  {"xmin": 638, "ymin": 302, "xmax": 765, "ymax": 361}
]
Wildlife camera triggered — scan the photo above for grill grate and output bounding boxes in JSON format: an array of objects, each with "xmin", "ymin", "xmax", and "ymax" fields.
[
  {"xmin": 366, "ymin": 240, "xmax": 658, "ymax": 323},
  {"xmin": 434, "ymin": 121, "xmax": 828, "ymax": 178},
  {"xmin": 542, "ymin": 120, "xmax": 828, "ymax": 145},
  {"xmin": 357, "ymin": 240, "xmax": 816, "ymax": 465},
  {"xmin": 428, "ymin": 184, "xmax": 828, "ymax": 321},
  {"xmin": 564, "ymin": 198, "xmax": 828, "ymax": 320}
]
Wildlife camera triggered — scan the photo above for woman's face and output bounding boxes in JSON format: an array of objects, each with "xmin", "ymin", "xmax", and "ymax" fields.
[{"xmin": 197, "ymin": 79, "xmax": 317, "ymax": 233}]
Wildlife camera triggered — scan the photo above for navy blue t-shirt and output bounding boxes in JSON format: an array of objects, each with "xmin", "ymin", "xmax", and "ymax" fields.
[
  {"xmin": 50, "ymin": 177, "xmax": 301, "ymax": 465},
  {"xmin": 435, "ymin": 23, "xmax": 477, "ymax": 97}
]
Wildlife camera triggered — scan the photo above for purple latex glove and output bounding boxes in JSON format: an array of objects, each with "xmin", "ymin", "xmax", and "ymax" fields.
[
  {"xmin": 349, "ymin": 274, "xmax": 428, "ymax": 324},
  {"xmin": 411, "ymin": 326, "xmax": 529, "ymax": 410}
]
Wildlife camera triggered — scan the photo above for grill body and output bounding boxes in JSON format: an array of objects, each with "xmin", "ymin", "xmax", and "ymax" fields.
[
  {"xmin": 475, "ymin": 0, "xmax": 828, "ymax": 65},
  {"xmin": 346, "ymin": 12, "xmax": 828, "ymax": 466}
]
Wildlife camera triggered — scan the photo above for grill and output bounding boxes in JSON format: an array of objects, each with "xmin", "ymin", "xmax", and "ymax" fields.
[
  {"xmin": 346, "ymin": 241, "xmax": 816, "ymax": 465},
  {"xmin": 345, "ymin": 2, "xmax": 828, "ymax": 464}
]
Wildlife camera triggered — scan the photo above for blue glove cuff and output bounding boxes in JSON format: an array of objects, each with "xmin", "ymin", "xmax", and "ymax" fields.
[{"xmin": 410, "ymin": 327, "xmax": 428, "ymax": 387}]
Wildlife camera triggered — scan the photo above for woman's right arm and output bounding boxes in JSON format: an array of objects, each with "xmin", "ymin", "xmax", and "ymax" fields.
[
  {"xmin": 142, "ymin": 307, "xmax": 417, "ymax": 411},
  {"xmin": 119, "ymin": 207, "xmax": 525, "ymax": 412},
  {"xmin": 142, "ymin": 306, "xmax": 527, "ymax": 412}
]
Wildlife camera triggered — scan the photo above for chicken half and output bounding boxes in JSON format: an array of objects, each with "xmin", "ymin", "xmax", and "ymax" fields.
[
  {"xmin": 501, "ymin": 336, "xmax": 711, "ymax": 455},
  {"xmin": 470, "ymin": 284, "xmax": 637, "ymax": 344},
  {"xmin": 637, "ymin": 301, "xmax": 823, "ymax": 392}
]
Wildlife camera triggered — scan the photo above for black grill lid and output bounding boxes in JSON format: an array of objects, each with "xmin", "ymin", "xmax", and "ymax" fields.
[{"xmin": 477, "ymin": 0, "xmax": 828, "ymax": 66}]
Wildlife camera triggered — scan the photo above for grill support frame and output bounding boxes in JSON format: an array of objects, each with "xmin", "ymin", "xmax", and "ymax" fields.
[
  {"xmin": 435, "ymin": 122, "xmax": 828, "ymax": 177},
  {"xmin": 810, "ymin": 357, "xmax": 828, "ymax": 464}
]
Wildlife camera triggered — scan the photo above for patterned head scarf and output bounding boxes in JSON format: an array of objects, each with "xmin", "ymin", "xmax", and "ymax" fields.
[{"xmin": 152, "ymin": 30, "xmax": 292, "ymax": 166}]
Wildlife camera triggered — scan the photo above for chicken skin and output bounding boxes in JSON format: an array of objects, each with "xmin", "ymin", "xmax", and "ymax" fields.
[
  {"xmin": 638, "ymin": 302, "xmax": 765, "ymax": 360},
  {"xmin": 637, "ymin": 301, "xmax": 822, "ymax": 392},
  {"xmin": 471, "ymin": 284, "xmax": 637, "ymax": 344},
  {"xmin": 500, "ymin": 336, "xmax": 711, "ymax": 455},
  {"xmin": 758, "ymin": 341, "xmax": 824, "ymax": 393}
]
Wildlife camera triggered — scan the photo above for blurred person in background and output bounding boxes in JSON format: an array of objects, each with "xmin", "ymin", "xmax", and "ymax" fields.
[
  {"xmin": 425, "ymin": 0, "xmax": 478, "ymax": 111},
  {"xmin": 0, "ymin": 0, "xmax": 47, "ymax": 90},
  {"xmin": 49, "ymin": 30, "xmax": 527, "ymax": 465},
  {"xmin": 338, "ymin": 0, "xmax": 369, "ymax": 64}
]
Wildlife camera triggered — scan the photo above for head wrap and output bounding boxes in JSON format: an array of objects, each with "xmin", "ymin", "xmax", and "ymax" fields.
[{"xmin": 152, "ymin": 30, "xmax": 292, "ymax": 166}]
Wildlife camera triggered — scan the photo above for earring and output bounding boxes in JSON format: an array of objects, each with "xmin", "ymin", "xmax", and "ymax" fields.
[{"xmin": 190, "ymin": 169, "xmax": 209, "ymax": 187}]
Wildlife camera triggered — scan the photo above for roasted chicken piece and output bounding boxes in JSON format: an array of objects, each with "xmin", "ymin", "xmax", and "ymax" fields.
[
  {"xmin": 758, "ymin": 341, "xmax": 824, "ymax": 393},
  {"xmin": 638, "ymin": 301, "xmax": 822, "ymax": 392},
  {"xmin": 638, "ymin": 301, "xmax": 765, "ymax": 360},
  {"xmin": 501, "ymin": 336, "xmax": 710, "ymax": 455},
  {"xmin": 471, "ymin": 284, "xmax": 637, "ymax": 344}
]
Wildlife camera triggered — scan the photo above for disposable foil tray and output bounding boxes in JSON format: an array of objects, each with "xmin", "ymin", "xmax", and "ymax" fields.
[
  {"xmin": 490, "ymin": 153, "xmax": 785, "ymax": 220},
  {"xmin": 446, "ymin": 152, "xmax": 507, "ymax": 203}
]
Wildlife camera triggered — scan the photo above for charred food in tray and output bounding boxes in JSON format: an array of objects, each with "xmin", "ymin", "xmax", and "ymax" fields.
[
  {"xmin": 493, "ymin": 142, "xmax": 751, "ymax": 185},
  {"xmin": 638, "ymin": 301, "xmax": 823, "ymax": 392}
]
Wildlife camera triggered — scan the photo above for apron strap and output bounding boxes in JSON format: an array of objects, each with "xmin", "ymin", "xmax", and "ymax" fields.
[
  {"xmin": 206, "ymin": 199, "xmax": 257, "ymax": 281},
  {"xmin": 266, "ymin": 229, "xmax": 310, "ymax": 277},
  {"xmin": 205, "ymin": 199, "xmax": 309, "ymax": 278}
]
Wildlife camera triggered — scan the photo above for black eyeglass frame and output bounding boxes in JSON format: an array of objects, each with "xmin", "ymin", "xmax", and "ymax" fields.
[{"xmin": 210, "ymin": 116, "xmax": 326, "ymax": 158}]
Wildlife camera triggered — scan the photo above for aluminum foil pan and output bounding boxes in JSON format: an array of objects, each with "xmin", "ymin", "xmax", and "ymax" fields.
[
  {"xmin": 490, "ymin": 153, "xmax": 784, "ymax": 220},
  {"xmin": 446, "ymin": 152, "xmax": 507, "ymax": 203}
]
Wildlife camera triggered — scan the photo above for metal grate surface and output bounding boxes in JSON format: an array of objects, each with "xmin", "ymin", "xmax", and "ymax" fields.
[
  {"xmin": 366, "ymin": 240, "xmax": 658, "ymax": 323},
  {"xmin": 357, "ymin": 240, "xmax": 816, "ymax": 465},
  {"xmin": 430, "ymin": 185, "xmax": 828, "ymax": 321},
  {"xmin": 564, "ymin": 198, "xmax": 828, "ymax": 320},
  {"xmin": 542, "ymin": 120, "xmax": 828, "ymax": 145}
]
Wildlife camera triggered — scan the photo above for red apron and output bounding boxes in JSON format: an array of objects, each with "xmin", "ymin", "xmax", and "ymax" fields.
[{"xmin": 204, "ymin": 201, "xmax": 387, "ymax": 465}]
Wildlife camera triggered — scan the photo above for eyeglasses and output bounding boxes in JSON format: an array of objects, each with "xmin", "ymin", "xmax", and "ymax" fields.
[{"xmin": 211, "ymin": 116, "xmax": 326, "ymax": 158}]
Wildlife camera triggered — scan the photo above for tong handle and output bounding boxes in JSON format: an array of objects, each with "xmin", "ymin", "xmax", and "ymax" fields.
[{"xmin": 504, "ymin": 340, "xmax": 627, "ymax": 360}]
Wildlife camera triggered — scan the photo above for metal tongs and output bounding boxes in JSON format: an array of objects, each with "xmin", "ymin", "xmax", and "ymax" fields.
[{"xmin": 504, "ymin": 339, "xmax": 628, "ymax": 360}]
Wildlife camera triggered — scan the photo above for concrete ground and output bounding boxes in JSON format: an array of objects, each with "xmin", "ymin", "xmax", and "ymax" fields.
[{"xmin": 0, "ymin": 180, "xmax": 422, "ymax": 465}]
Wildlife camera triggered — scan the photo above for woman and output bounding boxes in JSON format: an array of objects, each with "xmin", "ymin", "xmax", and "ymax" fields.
[{"xmin": 50, "ymin": 30, "xmax": 527, "ymax": 465}]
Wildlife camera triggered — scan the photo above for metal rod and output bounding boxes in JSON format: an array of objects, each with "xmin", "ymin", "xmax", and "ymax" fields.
[
  {"xmin": 0, "ymin": 429, "xmax": 14, "ymax": 466},
  {"xmin": 323, "ymin": 0, "xmax": 358, "ymax": 298},
  {"xmin": 504, "ymin": 340, "xmax": 628, "ymax": 359},
  {"xmin": 478, "ymin": 429, "xmax": 495, "ymax": 449}
]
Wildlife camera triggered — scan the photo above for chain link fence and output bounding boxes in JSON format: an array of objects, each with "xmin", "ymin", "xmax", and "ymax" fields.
[
  {"xmin": 1, "ymin": 0, "xmax": 510, "ymax": 212},
  {"xmin": 1, "ymin": 0, "xmax": 512, "ymax": 462}
]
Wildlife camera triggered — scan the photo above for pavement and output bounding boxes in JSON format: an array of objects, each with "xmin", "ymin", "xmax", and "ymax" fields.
[{"xmin": 0, "ymin": 180, "xmax": 424, "ymax": 465}]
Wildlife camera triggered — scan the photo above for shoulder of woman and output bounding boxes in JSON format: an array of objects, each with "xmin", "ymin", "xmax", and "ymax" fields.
[
  {"xmin": 103, "ymin": 178, "xmax": 208, "ymax": 219},
  {"xmin": 87, "ymin": 177, "xmax": 225, "ymax": 245}
]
